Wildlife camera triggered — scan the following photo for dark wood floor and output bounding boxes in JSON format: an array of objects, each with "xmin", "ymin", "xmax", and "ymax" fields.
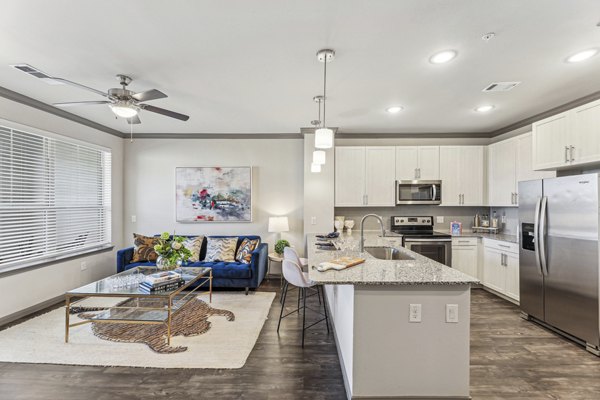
[{"xmin": 2, "ymin": 282, "xmax": 600, "ymax": 399}]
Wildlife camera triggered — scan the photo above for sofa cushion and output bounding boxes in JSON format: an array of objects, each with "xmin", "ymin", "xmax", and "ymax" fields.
[
  {"xmin": 183, "ymin": 235, "xmax": 204, "ymax": 262},
  {"xmin": 205, "ymin": 237, "xmax": 238, "ymax": 262},
  {"xmin": 131, "ymin": 233, "xmax": 159, "ymax": 262},
  {"xmin": 192, "ymin": 261, "xmax": 252, "ymax": 279},
  {"xmin": 124, "ymin": 261, "xmax": 158, "ymax": 270},
  {"xmin": 235, "ymin": 238, "xmax": 260, "ymax": 264}
]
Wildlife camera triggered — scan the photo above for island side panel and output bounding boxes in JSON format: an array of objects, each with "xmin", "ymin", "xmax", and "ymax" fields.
[
  {"xmin": 352, "ymin": 284, "xmax": 471, "ymax": 399},
  {"xmin": 324, "ymin": 284, "xmax": 355, "ymax": 396}
]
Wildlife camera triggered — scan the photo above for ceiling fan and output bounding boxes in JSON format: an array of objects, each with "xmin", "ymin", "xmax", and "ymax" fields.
[{"xmin": 11, "ymin": 64, "xmax": 189, "ymax": 124}]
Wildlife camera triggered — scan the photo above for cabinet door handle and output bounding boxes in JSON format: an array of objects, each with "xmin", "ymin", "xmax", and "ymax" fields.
[
  {"xmin": 565, "ymin": 146, "xmax": 569, "ymax": 163},
  {"xmin": 515, "ymin": 192, "xmax": 518, "ymax": 204},
  {"xmin": 570, "ymin": 145, "xmax": 575, "ymax": 162},
  {"xmin": 418, "ymin": 168, "xmax": 421, "ymax": 179},
  {"xmin": 499, "ymin": 244, "xmax": 511, "ymax": 249},
  {"xmin": 365, "ymin": 194, "xmax": 368, "ymax": 205}
]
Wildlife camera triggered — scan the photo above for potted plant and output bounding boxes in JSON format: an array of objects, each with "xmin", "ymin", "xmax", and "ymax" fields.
[
  {"xmin": 274, "ymin": 239, "xmax": 290, "ymax": 256},
  {"xmin": 154, "ymin": 232, "xmax": 192, "ymax": 270}
]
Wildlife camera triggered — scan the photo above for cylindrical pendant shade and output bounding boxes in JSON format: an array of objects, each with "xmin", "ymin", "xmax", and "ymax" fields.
[
  {"xmin": 311, "ymin": 162, "xmax": 322, "ymax": 173},
  {"xmin": 313, "ymin": 150, "xmax": 326, "ymax": 165},
  {"xmin": 315, "ymin": 128, "xmax": 334, "ymax": 149}
]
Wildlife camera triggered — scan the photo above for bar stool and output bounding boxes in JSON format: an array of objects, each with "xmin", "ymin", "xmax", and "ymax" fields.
[
  {"xmin": 282, "ymin": 247, "xmax": 320, "ymax": 305},
  {"xmin": 277, "ymin": 258, "xmax": 329, "ymax": 347}
]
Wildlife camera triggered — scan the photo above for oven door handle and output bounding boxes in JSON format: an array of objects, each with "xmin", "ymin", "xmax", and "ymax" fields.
[{"xmin": 404, "ymin": 238, "xmax": 452, "ymax": 243}]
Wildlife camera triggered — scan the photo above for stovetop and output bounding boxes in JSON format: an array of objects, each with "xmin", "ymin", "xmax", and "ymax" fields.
[{"xmin": 390, "ymin": 216, "xmax": 451, "ymax": 239}]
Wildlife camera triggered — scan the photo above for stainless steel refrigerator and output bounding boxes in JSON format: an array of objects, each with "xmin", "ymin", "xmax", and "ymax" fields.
[{"xmin": 519, "ymin": 173, "xmax": 600, "ymax": 355}]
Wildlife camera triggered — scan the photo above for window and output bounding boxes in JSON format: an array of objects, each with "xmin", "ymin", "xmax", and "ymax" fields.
[{"xmin": 0, "ymin": 123, "xmax": 112, "ymax": 272}]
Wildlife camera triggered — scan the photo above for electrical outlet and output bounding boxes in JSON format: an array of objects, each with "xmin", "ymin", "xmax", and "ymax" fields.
[
  {"xmin": 501, "ymin": 213, "xmax": 507, "ymax": 224},
  {"xmin": 80, "ymin": 261, "xmax": 88, "ymax": 271},
  {"xmin": 311, "ymin": 216, "xmax": 317, "ymax": 225},
  {"xmin": 446, "ymin": 304, "xmax": 459, "ymax": 323},
  {"xmin": 436, "ymin": 216, "xmax": 444, "ymax": 224},
  {"xmin": 131, "ymin": 215, "xmax": 137, "ymax": 223},
  {"xmin": 409, "ymin": 304, "xmax": 422, "ymax": 323}
]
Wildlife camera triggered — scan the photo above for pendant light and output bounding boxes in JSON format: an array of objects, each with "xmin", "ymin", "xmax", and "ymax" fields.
[
  {"xmin": 315, "ymin": 49, "xmax": 335, "ymax": 149},
  {"xmin": 311, "ymin": 95, "xmax": 326, "ymax": 165},
  {"xmin": 311, "ymin": 162, "xmax": 322, "ymax": 173}
]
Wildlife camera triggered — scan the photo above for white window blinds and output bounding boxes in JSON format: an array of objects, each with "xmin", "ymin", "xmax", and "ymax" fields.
[{"xmin": 0, "ymin": 124, "xmax": 112, "ymax": 272}]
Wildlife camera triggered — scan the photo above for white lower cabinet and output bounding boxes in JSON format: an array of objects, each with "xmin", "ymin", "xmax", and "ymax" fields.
[
  {"xmin": 482, "ymin": 239, "xmax": 519, "ymax": 302},
  {"xmin": 451, "ymin": 238, "xmax": 479, "ymax": 279}
]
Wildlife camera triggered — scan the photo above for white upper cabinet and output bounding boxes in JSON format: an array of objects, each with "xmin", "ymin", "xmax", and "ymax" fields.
[
  {"xmin": 532, "ymin": 98, "xmax": 600, "ymax": 170},
  {"xmin": 516, "ymin": 133, "xmax": 555, "ymax": 183},
  {"xmin": 440, "ymin": 146, "xmax": 485, "ymax": 206},
  {"xmin": 335, "ymin": 147, "xmax": 366, "ymax": 207},
  {"xmin": 365, "ymin": 147, "xmax": 396, "ymax": 206},
  {"xmin": 395, "ymin": 146, "xmax": 439, "ymax": 180},
  {"xmin": 335, "ymin": 146, "xmax": 395, "ymax": 207},
  {"xmin": 488, "ymin": 138, "xmax": 517, "ymax": 207}
]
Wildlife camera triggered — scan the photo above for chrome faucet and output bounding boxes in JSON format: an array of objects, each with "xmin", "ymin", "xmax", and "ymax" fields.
[{"xmin": 360, "ymin": 214, "xmax": 386, "ymax": 252}]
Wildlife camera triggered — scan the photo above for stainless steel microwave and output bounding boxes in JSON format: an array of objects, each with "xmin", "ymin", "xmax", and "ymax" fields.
[{"xmin": 396, "ymin": 180, "xmax": 442, "ymax": 205}]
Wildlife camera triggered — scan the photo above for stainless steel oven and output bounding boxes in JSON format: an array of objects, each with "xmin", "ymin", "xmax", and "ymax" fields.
[
  {"xmin": 403, "ymin": 237, "xmax": 452, "ymax": 266},
  {"xmin": 396, "ymin": 180, "xmax": 442, "ymax": 205}
]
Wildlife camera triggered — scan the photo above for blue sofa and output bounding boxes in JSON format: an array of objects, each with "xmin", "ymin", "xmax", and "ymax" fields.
[{"xmin": 117, "ymin": 235, "xmax": 268, "ymax": 293}]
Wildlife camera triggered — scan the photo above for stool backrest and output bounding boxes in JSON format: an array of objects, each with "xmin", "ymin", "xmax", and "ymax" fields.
[
  {"xmin": 283, "ymin": 247, "xmax": 302, "ymax": 265},
  {"xmin": 282, "ymin": 259, "xmax": 311, "ymax": 288}
]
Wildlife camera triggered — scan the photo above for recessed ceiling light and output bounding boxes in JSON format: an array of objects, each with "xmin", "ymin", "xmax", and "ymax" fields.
[
  {"xmin": 386, "ymin": 106, "xmax": 403, "ymax": 114},
  {"xmin": 567, "ymin": 49, "xmax": 598, "ymax": 63},
  {"xmin": 429, "ymin": 50, "xmax": 457, "ymax": 64},
  {"xmin": 475, "ymin": 105, "xmax": 495, "ymax": 113}
]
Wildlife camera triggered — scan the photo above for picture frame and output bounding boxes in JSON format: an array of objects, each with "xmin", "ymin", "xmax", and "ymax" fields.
[{"xmin": 175, "ymin": 167, "xmax": 252, "ymax": 223}]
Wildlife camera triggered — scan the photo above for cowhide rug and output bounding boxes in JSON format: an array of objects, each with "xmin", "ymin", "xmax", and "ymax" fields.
[{"xmin": 75, "ymin": 298, "xmax": 235, "ymax": 354}]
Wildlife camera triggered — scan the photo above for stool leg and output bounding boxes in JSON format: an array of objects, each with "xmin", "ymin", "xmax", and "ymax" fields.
[
  {"xmin": 297, "ymin": 287, "xmax": 301, "ymax": 314},
  {"xmin": 321, "ymin": 286, "xmax": 330, "ymax": 334},
  {"xmin": 277, "ymin": 281, "xmax": 289, "ymax": 333},
  {"xmin": 316, "ymin": 286, "xmax": 322, "ymax": 305},
  {"xmin": 301, "ymin": 287, "xmax": 307, "ymax": 348}
]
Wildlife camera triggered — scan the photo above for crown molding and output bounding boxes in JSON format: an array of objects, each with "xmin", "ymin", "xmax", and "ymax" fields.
[
  {"xmin": 129, "ymin": 132, "xmax": 303, "ymax": 139},
  {"xmin": 0, "ymin": 86, "xmax": 124, "ymax": 138}
]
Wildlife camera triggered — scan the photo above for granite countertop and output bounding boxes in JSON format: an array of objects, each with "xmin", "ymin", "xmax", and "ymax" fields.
[
  {"xmin": 307, "ymin": 232, "xmax": 479, "ymax": 286},
  {"xmin": 438, "ymin": 229, "xmax": 518, "ymax": 244}
]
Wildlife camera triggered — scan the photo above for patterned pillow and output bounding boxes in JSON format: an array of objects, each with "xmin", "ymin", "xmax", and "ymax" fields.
[
  {"xmin": 183, "ymin": 236, "xmax": 204, "ymax": 262},
  {"xmin": 235, "ymin": 238, "xmax": 260, "ymax": 264},
  {"xmin": 205, "ymin": 237, "xmax": 238, "ymax": 262},
  {"xmin": 131, "ymin": 233, "xmax": 159, "ymax": 262}
]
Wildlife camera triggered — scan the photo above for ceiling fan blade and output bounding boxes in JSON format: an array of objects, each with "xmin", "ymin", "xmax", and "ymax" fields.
[
  {"xmin": 53, "ymin": 100, "xmax": 111, "ymax": 107},
  {"xmin": 131, "ymin": 89, "xmax": 167, "ymax": 102},
  {"xmin": 141, "ymin": 104, "xmax": 190, "ymax": 121},
  {"xmin": 127, "ymin": 115, "xmax": 141, "ymax": 125},
  {"xmin": 49, "ymin": 77, "xmax": 108, "ymax": 98}
]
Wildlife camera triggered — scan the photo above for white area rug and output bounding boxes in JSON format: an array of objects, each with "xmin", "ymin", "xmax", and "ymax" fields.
[{"xmin": 0, "ymin": 292, "xmax": 275, "ymax": 369}]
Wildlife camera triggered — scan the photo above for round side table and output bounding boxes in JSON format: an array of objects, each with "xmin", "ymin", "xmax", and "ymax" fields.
[{"xmin": 268, "ymin": 252, "xmax": 284, "ymax": 286}]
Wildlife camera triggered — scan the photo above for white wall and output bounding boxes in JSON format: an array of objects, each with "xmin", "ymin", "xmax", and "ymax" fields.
[
  {"xmin": 303, "ymin": 133, "xmax": 334, "ymax": 235},
  {"xmin": 123, "ymin": 138, "xmax": 304, "ymax": 259},
  {"xmin": 0, "ymin": 97, "xmax": 124, "ymax": 321}
]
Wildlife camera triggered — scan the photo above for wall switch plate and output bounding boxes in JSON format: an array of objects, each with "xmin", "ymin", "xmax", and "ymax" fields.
[
  {"xmin": 446, "ymin": 304, "xmax": 459, "ymax": 323},
  {"xmin": 80, "ymin": 261, "xmax": 88, "ymax": 271},
  {"xmin": 131, "ymin": 215, "xmax": 137, "ymax": 223},
  {"xmin": 409, "ymin": 304, "xmax": 422, "ymax": 323},
  {"xmin": 436, "ymin": 216, "xmax": 444, "ymax": 224},
  {"xmin": 501, "ymin": 214, "xmax": 507, "ymax": 223},
  {"xmin": 311, "ymin": 216, "xmax": 317, "ymax": 225}
]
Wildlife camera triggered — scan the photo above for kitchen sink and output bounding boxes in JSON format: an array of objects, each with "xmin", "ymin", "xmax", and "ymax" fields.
[{"xmin": 364, "ymin": 246, "xmax": 414, "ymax": 261}]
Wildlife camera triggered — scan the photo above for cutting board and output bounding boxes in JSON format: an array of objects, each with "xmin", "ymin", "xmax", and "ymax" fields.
[{"xmin": 316, "ymin": 257, "xmax": 365, "ymax": 272}]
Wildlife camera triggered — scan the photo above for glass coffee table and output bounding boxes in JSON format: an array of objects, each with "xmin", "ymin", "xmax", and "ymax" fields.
[{"xmin": 65, "ymin": 266, "xmax": 212, "ymax": 344}]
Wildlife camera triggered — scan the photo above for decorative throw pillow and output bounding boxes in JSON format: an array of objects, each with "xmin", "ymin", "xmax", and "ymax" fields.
[
  {"xmin": 235, "ymin": 238, "xmax": 260, "ymax": 264},
  {"xmin": 205, "ymin": 237, "xmax": 238, "ymax": 262},
  {"xmin": 131, "ymin": 233, "xmax": 159, "ymax": 262},
  {"xmin": 183, "ymin": 235, "xmax": 204, "ymax": 262}
]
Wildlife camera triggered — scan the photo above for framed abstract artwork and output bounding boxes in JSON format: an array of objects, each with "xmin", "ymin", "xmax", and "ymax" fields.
[{"xmin": 176, "ymin": 167, "xmax": 252, "ymax": 223}]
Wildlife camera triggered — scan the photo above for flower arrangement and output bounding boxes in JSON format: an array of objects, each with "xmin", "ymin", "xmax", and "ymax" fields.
[
  {"xmin": 154, "ymin": 232, "xmax": 192, "ymax": 270},
  {"xmin": 274, "ymin": 239, "xmax": 290, "ymax": 255}
]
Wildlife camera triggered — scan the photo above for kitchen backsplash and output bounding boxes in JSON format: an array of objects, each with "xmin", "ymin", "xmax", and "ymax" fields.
[
  {"xmin": 491, "ymin": 207, "xmax": 519, "ymax": 235},
  {"xmin": 335, "ymin": 206, "xmax": 489, "ymax": 232}
]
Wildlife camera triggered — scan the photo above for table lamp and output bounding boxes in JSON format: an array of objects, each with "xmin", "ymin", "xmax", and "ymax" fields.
[{"xmin": 268, "ymin": 216, "xmax": 289, "ymax": 239}]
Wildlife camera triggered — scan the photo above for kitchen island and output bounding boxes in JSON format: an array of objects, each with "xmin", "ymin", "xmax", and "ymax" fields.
[{"xmin": 308, "ymin": 233, "xmax": 479, "ymax": 400}]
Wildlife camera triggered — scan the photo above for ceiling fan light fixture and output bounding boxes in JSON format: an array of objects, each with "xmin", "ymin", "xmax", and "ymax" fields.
[
  {"xmin": 109, "ymin": 102, "xmax": 139, "ymax": 118},
  {"xmin": 315, "ymin": 128, "xmax": 334, "ymax": 149}
]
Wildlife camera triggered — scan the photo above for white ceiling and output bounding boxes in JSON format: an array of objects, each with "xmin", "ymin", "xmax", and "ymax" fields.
[{"xmin": 1, "ymin": 0, "xmax": 600, "ymax": 135}]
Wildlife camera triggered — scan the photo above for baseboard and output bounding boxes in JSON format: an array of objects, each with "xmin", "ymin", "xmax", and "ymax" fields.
[
  {"xmin": 0, "ymin": 295, "xmax": 63, "ymax": 328},
  {"xmin": 352, "ymin": 396, "xmax": 470, "ymax": 400},
  {"xmin": 481, "ymin": 287, "xmax": 519, "ymax": 305}
]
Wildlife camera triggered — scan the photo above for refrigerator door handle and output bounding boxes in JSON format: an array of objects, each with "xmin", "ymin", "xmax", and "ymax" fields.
[
  {"xmin": 538, "ymin": 196, "xmax": 549, "ymax": 276},
  {"xmin": 533, "ymin": 197, "xmax": 543, "ymax": 276}
]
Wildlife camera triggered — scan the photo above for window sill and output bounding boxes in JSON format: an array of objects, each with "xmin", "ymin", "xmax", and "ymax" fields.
[{"xmin": 0, "ymin": 244, "xmax": 115, "ymax": 277}]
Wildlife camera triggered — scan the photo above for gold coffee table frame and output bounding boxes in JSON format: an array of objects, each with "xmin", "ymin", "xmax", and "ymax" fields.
[{"xmin": 65, "ymin": 267, "xmax": 212, "ymax": 345}]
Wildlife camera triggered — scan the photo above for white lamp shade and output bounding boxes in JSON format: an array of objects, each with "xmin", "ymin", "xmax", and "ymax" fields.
[
  {"xmin": 268, "ymin": 216, "xmax": 289, "ymax": 233},
  {"xmin": 311, "ymin": 162, "xmax": 322, "ymax": 173},
  {"xmin": 109, "ymin": 104, "xmax": 138, "ymax": 118},
  {"xmin": 313, "ymin": 150, "xmax": 326, "ymax": 165},
  {"xmin": 315, "ymin": 128, "xmax": 334, "ymax": 149}
]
